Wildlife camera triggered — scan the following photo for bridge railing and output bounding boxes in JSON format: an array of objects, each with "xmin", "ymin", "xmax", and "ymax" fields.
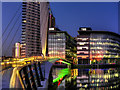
[
  {"xmin": 9, "ymin": 58, "xmax": 73, "ymax": 89},
  {"xmin": 10, "ymin": 61, "xmax": 45, "ymax": 89}
]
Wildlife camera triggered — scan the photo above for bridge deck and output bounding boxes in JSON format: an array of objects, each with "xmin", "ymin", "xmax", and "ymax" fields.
[
  {"xmin": 1, "ymin": 58, "xmax": 72, "ymax": 89},
  {"xmin": 2, "ymin": 68, "xmax": 13, "ymax": 88}
]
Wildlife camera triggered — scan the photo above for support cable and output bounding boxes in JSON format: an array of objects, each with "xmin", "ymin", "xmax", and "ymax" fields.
[
  {"xmin": 2, "ymin": 4, "xmax": 22, "ymax": 38},
  {"xmin": 17, "ymin": 33, "xmax": 21, "ymax": 43},
  {"xmin": 4, "ymin": 30, "xmax": 21, "ymax": 56},
  {"xmin": 2, "ymin": 12, "xmax": 22, "ymax": 47},
  {"xmin": 4, "ymin": 21, "xmax": 22, "ymax": 55}
]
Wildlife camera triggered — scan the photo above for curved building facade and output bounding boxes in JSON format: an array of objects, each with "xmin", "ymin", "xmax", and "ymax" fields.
[{"xmin": 77, "ymin": 27, "xmax": 120, "ymax": 64}]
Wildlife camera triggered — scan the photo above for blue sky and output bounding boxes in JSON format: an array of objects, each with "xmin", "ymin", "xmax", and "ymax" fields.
[
  {"xmin": 2, "ymin": 2, "xmax": 119, "ymax": 56},
  {"xmin": 50, "ymin": 2, "xmax": 118, "ymax": 37}
]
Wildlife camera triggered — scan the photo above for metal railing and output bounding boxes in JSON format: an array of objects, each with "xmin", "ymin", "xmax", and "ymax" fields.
[{"xmin": 10, "ymin": 61, "xmax": 45, "ymax": 89}]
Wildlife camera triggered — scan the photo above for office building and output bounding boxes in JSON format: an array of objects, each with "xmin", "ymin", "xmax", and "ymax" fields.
[
  {"xmin": 21, "ymin": 2, "xmax": 49, "ymax": 57},
  {"xmin": 48, "ymin": 28, "xmax": 77, "ymax": 61},
  {"xmin": 77, "ymin": 27, "xmax": 91, "ymax": 64},
  {"xmin": 77, "ymin": 27, "xmax": 120, "ymax": 64}
]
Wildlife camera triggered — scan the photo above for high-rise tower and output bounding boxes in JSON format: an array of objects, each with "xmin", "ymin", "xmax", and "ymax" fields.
[{"xmin": 21, "ymin": 2, "xmax": 49, "ymax": 57}]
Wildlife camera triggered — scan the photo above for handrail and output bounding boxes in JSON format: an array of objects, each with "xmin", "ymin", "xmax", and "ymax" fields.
[
  {"xmin": 9, "ymin": 61, "xmax": 45, "ymax": 89},
  {"xmin": 9, "ymin": 58, "xmax": 73, "ymax": 89}
]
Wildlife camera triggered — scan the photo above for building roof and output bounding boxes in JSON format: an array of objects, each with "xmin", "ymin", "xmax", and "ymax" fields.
[
  {"xmin": 78, "ymin": 30, "xmax": 120, "ymax": 38},
  {"xmin": 49, "ymin": 28, "xmax": 76, "ymax": 40}
]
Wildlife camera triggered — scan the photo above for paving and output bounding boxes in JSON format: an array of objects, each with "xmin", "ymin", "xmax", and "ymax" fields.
[{"xmin": 1, "ymin": 68, "xmax": 13, "ymax": 89}]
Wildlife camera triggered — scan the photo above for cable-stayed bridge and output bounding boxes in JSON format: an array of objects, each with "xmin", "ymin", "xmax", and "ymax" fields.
[{"xmin": 1, "ymin": 3, "xmax": 75, "ymax": 89}]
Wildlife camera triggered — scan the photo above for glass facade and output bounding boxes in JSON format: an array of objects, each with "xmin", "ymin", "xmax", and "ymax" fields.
[
  {"xmin": 77, "ymin": 36, "xmax": 90, "ymax": 64},
  {"xmin": 77, "ymin": 28, "xmax": 120, "ymax": 64},
  {"xmin": 90, "ymin": 33, "xmax": 120, "ymax": 64},
  {"xmin": 77, "ymin": 27, "xmax": 91, "ymax": 64},
  {"xmin": 48, "ymin": 29, "xmax": 77, "ymax": 60},
  {"xmin": 48, "ymin": 33, "xmax": 66, "ymax": 58}
]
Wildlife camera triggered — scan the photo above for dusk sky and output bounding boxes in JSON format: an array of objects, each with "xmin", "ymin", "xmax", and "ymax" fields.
[
  {"xmin": 50, "ymin": 2, "xmax": 118, "ymax": 36},
  {"xmin": 2, "ymin": 2, "xmax": 119, "ymax": 56}
]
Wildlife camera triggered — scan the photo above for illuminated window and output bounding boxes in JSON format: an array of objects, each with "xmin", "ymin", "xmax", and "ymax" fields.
[
  {"xmin": 77, "ymin": 38, "xmax": 88, "ymax": 41},
  {"xmin": 77, "ymin": 42, "xmax": 88, "ymax": 45},
  {"xmin": 58, "ymin": 39, "xmax": 62, "ymax": 40},
  {"xmin": 77, "ymin": 51, "xmax": 88, "ymax": 54},
  {"xmin": 77, "ymin": 47, "xmax": 88, "ymax": 50},
  {"xmin": 77, "ymin": 55, "xmax": 88, "ymax": 58},
  {"xmin": 23, "ymin": 20, "xmax": 26, "ymax": 23},
  {"xmin": 81, "ymin": 28, "xmax": 87, "ymax": 31}
]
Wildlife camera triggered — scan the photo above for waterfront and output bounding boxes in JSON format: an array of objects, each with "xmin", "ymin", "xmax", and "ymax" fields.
[
  {"xmin": 1, "ymin": 1, "xmax": 120, "ymax": 89},
  {"xmin": 52, "ymin": 67, "xmax": 120, "ymax": 90}
]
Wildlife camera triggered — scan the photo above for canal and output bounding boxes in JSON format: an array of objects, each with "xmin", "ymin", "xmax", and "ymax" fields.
[{"xmin": 51, "ymin": 67, "xmax": 120, "ymax": 90}]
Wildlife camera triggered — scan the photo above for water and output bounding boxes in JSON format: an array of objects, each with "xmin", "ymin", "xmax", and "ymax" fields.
[{"xmin": 52, "ymin": 67, "xmax": 120, "ymax": 90}]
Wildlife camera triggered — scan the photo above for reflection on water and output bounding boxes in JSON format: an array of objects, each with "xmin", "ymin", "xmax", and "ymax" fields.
[
  {"xmin": 52, "ymin": 67, "xmax": 120, "ymax": 90},
  {"xmin": 52, "ymin": 68, "xmax": 77, "ymax": 89},
  {"xmin": 77, "ymin": 68, "xmax": 120, "ymax": 90}
]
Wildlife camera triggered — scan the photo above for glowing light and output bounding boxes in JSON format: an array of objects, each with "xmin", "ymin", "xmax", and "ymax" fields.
[
  {"xmin": 92, "ymin": 80, "xmax": 94, "ymax": 83},
  {"xmin": 80, "ymin": 83, "xmax": 82, "ymax": 87},
  {"xmin": 23, "ymin": 20, "xmax": 26, "ymax": 23},
  {"xmin": 58, "ymin": 39, "xmax": 62, "ymax": 40},
  {"xmin": 115, "ymin": 73, "xmax": 118, "ymax": 77},
  {"xmin": 77, "ymin": 55, "xmax": 88, "ymax": 58},
  {"xmin": 1, "ymin": 62, "xmax": 5, "ymax": 65},
  {"xmin": 53, "ymin": 68, "xmax": 70, "ymax": 83},
  {"xmin": 15, "ymin": 43, "xmax": 21, "ymax": 58}
]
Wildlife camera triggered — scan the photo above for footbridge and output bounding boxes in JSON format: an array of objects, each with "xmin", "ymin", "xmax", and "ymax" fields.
[{"xmin": 1, "ymin": 58, "xmax": 73, "ymax": 89}]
